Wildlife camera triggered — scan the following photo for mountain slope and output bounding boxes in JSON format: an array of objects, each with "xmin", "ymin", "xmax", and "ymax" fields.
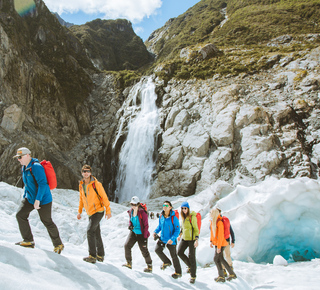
[
  {"xmin": 145, "ymin": 0, "xmax": 320, "ymax": 62},
  {"xmin": 70, "ymin": 19, "xmax": 153, "ymax": 71}
]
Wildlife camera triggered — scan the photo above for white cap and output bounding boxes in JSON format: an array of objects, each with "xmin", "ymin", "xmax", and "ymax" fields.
[
  {"xmin": 13, "ymin": 147, "xmax": 31, "ymax": 158},
  {"xmin": 130, "ymin": 196, "xmax": 140, "ymax": 204}
]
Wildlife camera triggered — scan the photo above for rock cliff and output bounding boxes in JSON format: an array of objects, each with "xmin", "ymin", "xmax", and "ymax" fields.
[
  {"xmin": 147, "ymin": 46, "xmax": 320, "ymax": 197},
  {"xmin": 1, "ymin": 0, "xmax": 320, "ymax": 202}
]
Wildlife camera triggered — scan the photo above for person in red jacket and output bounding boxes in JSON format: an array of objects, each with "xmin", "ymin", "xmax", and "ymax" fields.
[
  {"xmin": 122, "ymin": 196, "xmax": 152, "ymax": 273},
  {"xmin": 77, "ymin": 165, "xmax": 112, "ymax": 264},
  {"xmin": 210, "ymin": 208, "xmax": 237, "ymax": 282}
]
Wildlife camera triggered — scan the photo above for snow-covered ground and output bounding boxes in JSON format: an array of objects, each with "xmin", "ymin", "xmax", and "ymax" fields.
[{"xmin": 0, "ymin": 177, "xmax": 319, "ymax": 289}]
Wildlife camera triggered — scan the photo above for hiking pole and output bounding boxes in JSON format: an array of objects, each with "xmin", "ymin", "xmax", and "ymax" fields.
[{"xmin": 15, "ymin": 176, "xmax": 21, "ymax": 187}]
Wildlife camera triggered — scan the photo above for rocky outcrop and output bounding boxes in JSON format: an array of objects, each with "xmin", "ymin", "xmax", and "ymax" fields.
[{"xmin": 148, "ymin": 46, "xmax": 320, "ymax": 198}]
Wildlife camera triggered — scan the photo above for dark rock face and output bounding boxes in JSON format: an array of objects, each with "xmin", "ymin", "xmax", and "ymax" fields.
[
  {"xmin": 0, "ymin": 0, "xmax": 122, "ymax": 191},
  {"xmin": 70, "ymin": 19, "xmax": 153, "ymax": 71}
]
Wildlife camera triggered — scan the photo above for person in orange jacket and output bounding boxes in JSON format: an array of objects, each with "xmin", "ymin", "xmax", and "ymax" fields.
[
  {"xmin": 77, "ymin": 165, "xmax": 112, "ymax": 263},
  {"xmin": 210, "ymin": 208, "xmax": 237, "ymax": 283}
]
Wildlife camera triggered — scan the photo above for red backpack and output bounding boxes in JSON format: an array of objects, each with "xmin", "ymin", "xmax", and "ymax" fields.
[
  {"xmin": 217, "ymin": 216, "xmax": 230, "ymax": 240},
  {"xmin": 140, "ymin": 203, "xmax": 148, "ymax": 213},
  {"xmin": 30, "ymin": 160, "xmax": 57, "ymax": 190},
  {"xmin": 189, "ymin": 212, "xmax": 202, "ymax": 234}
]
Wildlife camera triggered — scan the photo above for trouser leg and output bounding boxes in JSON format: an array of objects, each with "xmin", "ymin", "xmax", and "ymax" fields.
[
  {"xmin": 177, "ymin": 239, "xmax": 190, "ymax": 268},
  {"xmin": 167, "ymin": 244, "xmax": 182, "ymax": 274},
  {"xmin": 38, "ymin": 202, "xmax": 62, "ymax": 247},
  {"xmin": 95, "ymin": 223, "xmax": 104, "ymax": 256},
  {"xmin": 224, "ymin": 243, "xmax": 233, "ymax": 267},
  {"xmin": 188, "ymin": 241, "xmax": 197, "ymax": 278},
  {"xmin": 16, "ymin": 198, "xmax": 34, "ymax": 242},
  {"xmin": 214, "ymin": 246, "xmax": 225, "ymax": 277},
  {"xmin": 155, "ymin": 240, "xmax": 171, "ymax": 264},
  {"xmin": 87, "ymin": 212, "xmax": 104, "ymax": 257},
  {"xmin": 124, "ymin": 231, "xmax": 137, "ymax": 262},
  {"xmin": 137, "ymin": 235, "xmax": 152, "ymax": 265},
  {"xmin": 214, "ymin": 246, "xmax": 235, "ymax": 277}
]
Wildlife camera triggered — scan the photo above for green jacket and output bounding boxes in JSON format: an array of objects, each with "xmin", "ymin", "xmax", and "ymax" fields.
[{"xmin": 181, "ymin": 211, "xmax": 199, "ymax": 241}]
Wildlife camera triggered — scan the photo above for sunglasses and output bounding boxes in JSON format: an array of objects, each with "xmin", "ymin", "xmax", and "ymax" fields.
[
  {"xmin": 163, "ymin": 204, "xmax": 170, "ymax": 207},
  {"xmin": 131, "ymin": 203, "xmax": 138, "ymax": 206},
  {"xmin": 17, "ymin": 156, "xmax": 23, "ymax": 160},
  {"xmin": 82, "ymin": 170, "xmax": 91, "ymax": 173},
  {"xmin": 182, "ymin": 207, "xmax": 188, "ymax": 210}
]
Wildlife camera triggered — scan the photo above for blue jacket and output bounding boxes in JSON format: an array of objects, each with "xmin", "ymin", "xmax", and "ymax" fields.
[
  {"xmin": 154, "ymin": 210, "xmax": 180, "ymax": 245},
  {"xmin": 22, "ymin": 158, "xmax": 52, "ymax": 205}
]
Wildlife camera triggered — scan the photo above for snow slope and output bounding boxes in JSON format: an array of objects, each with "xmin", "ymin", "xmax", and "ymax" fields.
[{"xmin": 0, "ymin": 178, "xmax": 319, "ymax": 289}]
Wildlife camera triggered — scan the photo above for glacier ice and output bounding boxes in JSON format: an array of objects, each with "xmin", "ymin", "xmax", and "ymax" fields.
[{"xmin": 216, "ymin": 177, "xmax": 320, "ymax": 263}]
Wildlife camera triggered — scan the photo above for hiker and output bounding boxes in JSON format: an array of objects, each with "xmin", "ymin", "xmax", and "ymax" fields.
[
  {"xmin": 77, "ymin": 165, "xmax": 112, "ymax": 264},
  {"xmin": 177, "ymin": 201, "xmax": 199, "ymax": 284},
  {"xmin": 14, "ymin": 147, "xmax": 64, "ymax": 253},
  {"xmin": 153, "ymin": 200, "xmax": 182, "ymax": 279},
  {"xmin": 216, "ymin": 206, "xmax": 235, "ymax": 275},
  {"xmin": 210, "ymin": 208, "xmax": 237, "ymax": 282},
  {"xmin": 122, "ymin": 196, "xmax": 152, "ymax": 272}
]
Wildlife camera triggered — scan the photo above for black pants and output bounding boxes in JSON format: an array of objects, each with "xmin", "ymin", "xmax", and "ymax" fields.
[
  {"xmin": 87, "ymin": 212, "xmax": 104, "ymax": 257},
  {"xmin": 178, "ymin": 239, "xmax": 197, "ymax": 277},
  {"xmin": 16, "ymin": 198, "xmax": 62, "ymax": 247},
  {"xmin": 214, "ymin": 246, "xmax": 235, "ymax": 277},
  {"xmin": 155, "ymin": 240, "xmax": 182, "ymax": 274},
  {"xmin": 124, "ymin": 231, "xmax": 152, "ymax": 265}
]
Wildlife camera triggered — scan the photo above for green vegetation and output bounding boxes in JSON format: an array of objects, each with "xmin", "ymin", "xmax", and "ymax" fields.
[
  {"xmin": 151, "ymin": 42, "xmax": 317, "ymax": 81},
  {"xmin": 143, "ymin": 0, "xmax": 320, "ymax": 82},
  {"xmin": 106, "ymin": 70, "xmax": 142, "ymax": 89}
]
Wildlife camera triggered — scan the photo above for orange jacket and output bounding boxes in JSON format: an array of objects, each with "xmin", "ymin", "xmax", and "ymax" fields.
[
  {"xmin": 78, "ymin": 177, "xmax": 111, "ymax": 216},
  {"xmin": 210, "ymin": 216, "xmax": 228, "ymax": 249}
]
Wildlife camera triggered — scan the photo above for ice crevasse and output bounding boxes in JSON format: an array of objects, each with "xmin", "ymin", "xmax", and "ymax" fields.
[{"xmin": 216, "ymin": 177, "xmax": 320, "ymax": 263}]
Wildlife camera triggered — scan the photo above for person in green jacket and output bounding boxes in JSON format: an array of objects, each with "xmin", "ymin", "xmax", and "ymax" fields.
[{"xmin": 177, "ymin": 202, "xmax": 199, "ymax": 284}]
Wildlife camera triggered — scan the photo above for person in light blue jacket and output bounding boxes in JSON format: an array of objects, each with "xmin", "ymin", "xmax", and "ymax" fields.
[
  {"xmin": 13, "ymin": 147, "xmax": 63, "ymax": 253},
  {"xmin": 153, "ymin": 200, "xmax": 182, "ymax": 279}
]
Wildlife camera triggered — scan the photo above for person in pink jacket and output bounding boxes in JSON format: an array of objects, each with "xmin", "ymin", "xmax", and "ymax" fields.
[{"xmin": 122, "ymin": 196, "xmax": 152, "ymax": 273}]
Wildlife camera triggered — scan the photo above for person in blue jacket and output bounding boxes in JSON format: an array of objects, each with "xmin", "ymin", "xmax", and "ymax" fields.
[
  {"xmin": 13, "ymin": 147, "xmax": 64, "ymax": 253},
  {"xmin": 153, "ymin": 200, "xmax": 182, "ymax": 279}
]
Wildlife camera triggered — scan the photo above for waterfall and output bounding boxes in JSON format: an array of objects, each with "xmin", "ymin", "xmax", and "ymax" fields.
[{"xmin": 115, "ymin": 77, "xmax": 159, "ymax": 203}]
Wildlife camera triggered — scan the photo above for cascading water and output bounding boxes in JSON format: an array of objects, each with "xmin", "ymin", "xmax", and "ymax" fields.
[{"xmin": 115, "ymin": 77, "xmax": 159, "ymax": 203}]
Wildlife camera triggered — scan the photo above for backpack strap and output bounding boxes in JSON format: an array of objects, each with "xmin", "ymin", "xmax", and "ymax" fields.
[
  {"xmin": 29, "ymin": 162, "xmax": 39, "ymax": 188},
  {"xmin": 92, "ymin": 182, "xmax": 103, "ymax": 207}
]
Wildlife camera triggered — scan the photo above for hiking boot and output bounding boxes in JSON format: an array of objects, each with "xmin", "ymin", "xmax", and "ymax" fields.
[
  {"xmin": 190, "ymin": 277, "xmax": 196, "ymax": 284},
  {"xmin": 160, "ymin": 262, "xmax": 171, "ymax": 270},
  {"xmin": 143, "ymin": 264, "xmax": 152, "ymax": 273},
  {"xmin": 186, "ymin": 267, "xmax": 191, "ymax": 274},
  {"xmin": 97, "ymin": 255, "xmax": 104, "ymax": 262},
  {"xmin": 54, "ymin": 244, "xmax": 64, "ymax": 254},
  {"xmin": 15, "ymin": 241, "xmax": 35, "ymax": 248},
  {"xmin": 214, "ymin": 276, "xmax": 226, "ymax": 283},
  {"xmin": 171, "ymin": 273, "xmax": 182, "ymax": 279},
  {"xmin": 223, "ymin": 269, "xmax": 228, "ymax": 277},
  {"xmin": 83, "ymin": 255, "xmax": 96, "ymax": 264},
  {"xmin": 122, "ymin": 261, "xmax": 132, "ymax": 269},
  {"xmin": 227, "ymin": 274, "xmax": 237, "ymax": 281}
]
